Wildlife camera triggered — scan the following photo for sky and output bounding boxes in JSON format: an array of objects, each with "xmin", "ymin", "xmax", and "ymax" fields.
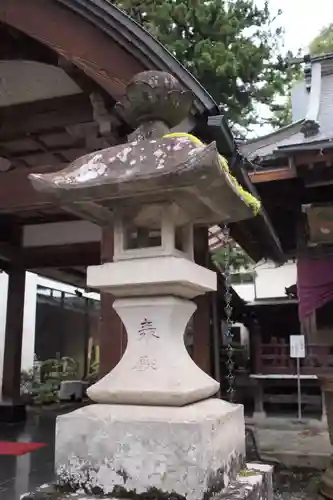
[
  {"xmin": 250, "ymin": 0, "xmax": 333, "ymax": 136},
  {"xmin": 269, "ymin": 0, "xmax": 333, "ymax": 53}
]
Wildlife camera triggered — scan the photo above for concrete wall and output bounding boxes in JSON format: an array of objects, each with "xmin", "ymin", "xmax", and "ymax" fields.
[
  {"xmin": 233, "ymin": 284, "xmax": 255, "ymax": 302},
  {"xmin": 0, "ymin": 272, "xmax": 9, "ymax": 396}
]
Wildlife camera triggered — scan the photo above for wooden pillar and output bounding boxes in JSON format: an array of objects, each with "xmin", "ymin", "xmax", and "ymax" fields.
[
  {"xmin": 251, "ymin": 319, "xmax": 263, "ymax": 374},
  {"xmin": 192, "ymin": 227, "xmax": 212, "ymax": 376},
  {"xmin": 2, "ymin": 268, "xmax": 26, "ymax": 401},
  {"xmin": 322, "ymin": 387, "xmax": 327, "ymax": 424},
  {"xmin": 99, "ymin": 228, "xmax": 127, "ymax": 377}
]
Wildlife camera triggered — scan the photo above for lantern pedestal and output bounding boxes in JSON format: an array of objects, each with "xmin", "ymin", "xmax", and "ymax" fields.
[
  {"xmin": 86, "ymin": 256, "xmax": 218, "ymax": 406},
  {"xmin": 53, "ymin": 255, "xmax": 272, "ymax": 499}
]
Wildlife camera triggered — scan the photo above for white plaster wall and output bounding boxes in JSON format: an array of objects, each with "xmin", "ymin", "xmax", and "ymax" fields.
[
  {"xmin": 233, "ymin": 283, "xmax": 255, "ymax": 302},
  {"xmin": 233, "ymin": 261, "xmax": 297, "ymax": 302},
  {"xmin": 254, "ymin": 261, "xmax": 297, "ymax": 299},
  {"xmin": 0, "ymin": 272, "xmax": 9, "ymax": 399},
  {"xmin": 21, "ymin": 272, "xmax": 38, "ymax": 372},
  {"xmin": 239, "ymin": 323, "xmax": 249, "ymax": 350},
  {"xmin": 23, "ymin": 221, "xmax": 101, "ymax": 247},
  {"xmin": 0, "ymin": 272, "xmax": 37, "ymax": 377}
]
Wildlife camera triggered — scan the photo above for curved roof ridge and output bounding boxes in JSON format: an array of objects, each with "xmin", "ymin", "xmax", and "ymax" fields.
[
  {"xmin": 244, "ymin": 120, "xmax": 304, "ymax": 146},
  {"xmin": 240, "ymin": 120, "xmax": 304, "ymax": 157}
]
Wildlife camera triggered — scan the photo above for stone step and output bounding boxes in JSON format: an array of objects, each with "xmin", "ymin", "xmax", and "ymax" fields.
[{"xmin": 219, "ymin": 463, "xmax": 273, "ymax": 499}]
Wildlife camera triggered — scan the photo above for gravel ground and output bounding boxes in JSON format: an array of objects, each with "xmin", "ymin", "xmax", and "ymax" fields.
[{"xmin": 273, "ymin": 466, "xmax": 321, "ymax": 499}]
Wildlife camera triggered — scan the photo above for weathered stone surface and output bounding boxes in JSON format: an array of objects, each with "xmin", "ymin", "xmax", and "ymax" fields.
[
  {"xmin": 87, "ymin": 258, "xmax": 217, "ymax": 299},
  {"xmin": 115, "ymin": 71, "xmax": 193, "ymax": 130},
  {"xmin": 21, "ymin": 485, "xmax": 97, "ymax": 500},
  {"xmin": 55, "ymin": 399, "xmax": 245, "ymax": 500},
  {"xmin": 218, "ymin": 463, "xmax": 273, "ymax": 500},
  {"xmin": 29, "ymin": 136, "xmax": 255, "ymax": 225},
  {"xmin": 21, "ymin": 464, "xmax": 272, "ymax": 500}
]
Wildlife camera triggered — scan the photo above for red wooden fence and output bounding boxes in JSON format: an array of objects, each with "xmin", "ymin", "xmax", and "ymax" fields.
[{"xmin": 255, "ymin": 343, "xmax": 333, "ymax": 375}]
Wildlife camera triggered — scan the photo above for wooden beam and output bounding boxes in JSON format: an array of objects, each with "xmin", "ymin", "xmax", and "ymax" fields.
[
  {"xmin": 193, "ymin": 227, "xmax": 212, "ymax": 375},
  {"xmin": 99, "ymin": 227, "xmax": 126, "ymax": 376},
  {"xmin": 58, "ymin": 57, "xmax": 115, "ymax": 105},
  {"xmin": 2, "ymin": 268, "xmax": 26, "ymax": 400},
  {"xmin": 0, "ymin": 241, "xmax": 101, "ymax": 268},
  {"xmin": 249, "ymin": 167, "xmax": 296, "ymax": 183},
  {"xmin": 0, "ymin": 164, "xmax": 64, "ymax": 213},
  {"xmin": 0, "ymin": 94, "xmax": 94, "ymax": 141},
  {"xmin": 37, "ymin": 267, "xmax": 86, "ymax": 288},
  {"xmin": 294, "ymin": 151, "xmax": 333, "ymax": 167},
  {"xmin": 24, "ymin": 242, "xmax": 101, "ymax": 268},
  {"xmin": 1, "ymin": 23, "xmax": 56, "ymax": 64}
]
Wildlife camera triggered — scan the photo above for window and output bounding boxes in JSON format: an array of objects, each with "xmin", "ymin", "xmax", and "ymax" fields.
[
  {"xmin": 124, "ymin": 225, "xmax": 161, "ymax": 250},
  {"xmin": 230, "ymin": 326, "xmax": 241, "ymax": 344}
]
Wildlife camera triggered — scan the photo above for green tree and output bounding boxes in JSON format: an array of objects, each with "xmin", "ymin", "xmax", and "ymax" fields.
[
  {"xmin": 115, "ymin": 0, "xmax": 298, "ymax": 132},
  {"xmin": 310, "ymin": 24, "xmax": 333, "ymax": 56},
  {"xmin": 270, "ymin": 94, "xmax": 292, "ymax": 128},
  {"xmin": 212, "ymin": 240, "xmax": 253, "ymax": 272}
]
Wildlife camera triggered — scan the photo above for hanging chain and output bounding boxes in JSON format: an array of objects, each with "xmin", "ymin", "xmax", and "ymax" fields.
[{"xmin": 222, "ymin": 223, "xmax": 235, "ymax": 402}]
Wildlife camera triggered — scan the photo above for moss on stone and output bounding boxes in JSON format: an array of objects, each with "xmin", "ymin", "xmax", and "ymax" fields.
[
  {"xmin": 163, "ymin": 133, "xmax": 261, "ymax": 216},
  {"xmin": 239, "ymin": 469, "xmax": 261, "ymax": 477}
]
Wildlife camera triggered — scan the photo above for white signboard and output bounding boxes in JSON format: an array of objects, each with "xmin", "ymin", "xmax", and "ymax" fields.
[{"xmin": 290, "ymin": 335, "xmax": 306, "ymax": 359}]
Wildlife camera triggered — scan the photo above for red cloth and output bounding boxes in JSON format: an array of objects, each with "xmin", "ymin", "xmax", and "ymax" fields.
[
  {"xmin": 297, "ymin": 257, "xmax": 333, "ymax": 319},
  {"xmin": 0, "ymin": 441, "xmax": 47, "ymax": 456}
]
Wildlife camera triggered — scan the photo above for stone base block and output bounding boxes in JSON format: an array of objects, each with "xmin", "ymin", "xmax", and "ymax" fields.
[
  {"xmin": 55, "ymin": 398, "xmax": 245, "ymax": 500},
  {"xmin": 0, "ymin": 400, "xmax": 26, "ymax": 422}
]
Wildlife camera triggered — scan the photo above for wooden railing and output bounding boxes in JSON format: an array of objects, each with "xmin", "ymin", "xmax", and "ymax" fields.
[{"xmin": 254, "ymin": 343, "xmax": 333, "ymax": 375}]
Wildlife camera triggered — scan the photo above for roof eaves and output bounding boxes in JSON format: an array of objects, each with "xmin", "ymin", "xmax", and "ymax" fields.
[
  {"xmin": 277, "ymin": 138, "xmax": 333, "ymax": 153},
  {"xmin": 310, "ymin": 52, "xmax": 333, "ymax": 63},
  {"xmin": 240, "ymin": 120, "xmax": 304, "ymax": 156},
  {"xmin": 200, "ymin": 117, "xmax": 284, "ymax": 264},
  {"xmin": 207, "ymin": 114, "xmax": 235, "ymax": 154}
]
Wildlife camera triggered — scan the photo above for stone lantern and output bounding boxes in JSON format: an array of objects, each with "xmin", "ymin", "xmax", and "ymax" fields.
[{"xmin": 29, "ymin": 71, "xmax": 272, "ymax": 500}]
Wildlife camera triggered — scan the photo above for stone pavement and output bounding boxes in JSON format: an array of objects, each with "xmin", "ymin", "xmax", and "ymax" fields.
[
  {"xmin": 247, "ymin": 416, "xmax": 331, "ymax": 469},
  {"xmin": 0, "ymin": 411, "xmax": 55, "ymax": 500}
]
